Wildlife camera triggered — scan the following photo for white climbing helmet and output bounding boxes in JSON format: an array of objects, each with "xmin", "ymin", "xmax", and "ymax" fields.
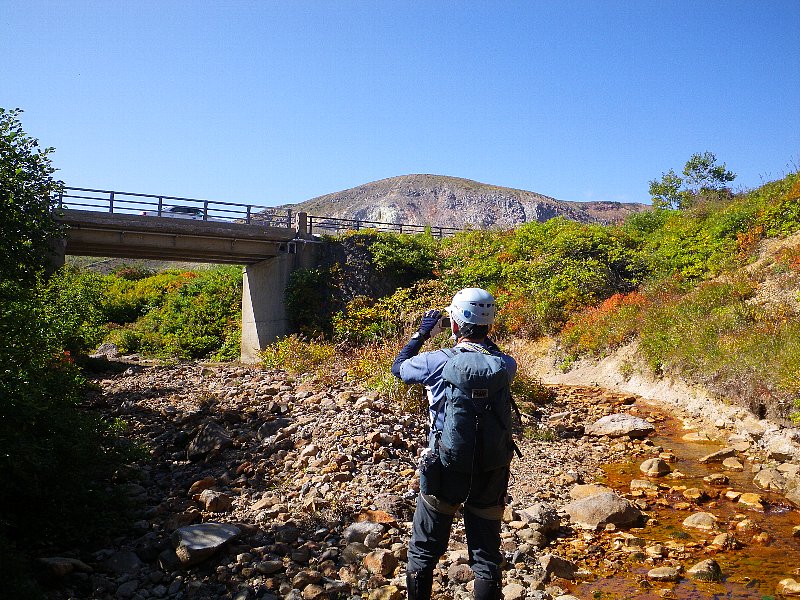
[{"xmin": 447, "ymin": 288, "xmax": 497, "ymax": 326}]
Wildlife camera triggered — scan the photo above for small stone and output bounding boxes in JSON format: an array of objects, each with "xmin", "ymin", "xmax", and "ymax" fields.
[
  {"xmin": 710, "ymin": 533, "xmax": 741, "ymax": 550},
  {"xmin": 539, "ymin": 554, "xmax": 577, "ymax": 580},
  {"xmin": 682, "ymin": 488, "xmax": 707, "ymax": 502},
  {"xmin": 502, "ymin": 582, "xmax": 526, "ymax": 600},
  {"xmin": 704, "ymin": 473, "xmax": 729, "ymax": 486},
  {"xmin": 302, "ymin": 584, "xmax": 327, "ymax": 600},
  {"xmin": 682, "ymin": 512, "xmax": 717, "ymax": 531},
  {"xmin": 363, "ymin": 549, "xmax": 398, "ymax": 577},
  {"xmin": 198, "ymin": 489, "xmax": 233, "ymax": 512},
  {"xmin": 447, "ymin": 562, "xmax": 474, "ymax": 583},
  {"xmin": 369, "ymin": 585, "xmax": 402, "ymax": 600},
  {"xmin": 640, "ymin": 458, "xmax": 671, "ymax": 477},
  {"xmin": 738, "ymin": 493, "xmax": 765, "ymax": 511},
  {"xmin": 722, "ymin": 457, "xmax": 744, "ymax": 472},
  {"xmin": 753, "ymin": 468, "xmax": 786, "ymax": 493},
  {"xmin": 172, "ymin": 523, "xmax": 240, "ymax": 567},
  {"xmin": 792, "ymin": 525, "xmax": 800, "ymax": 538},
  {"xmin": 647, "ymin": 566, "xmax": 681, "ymax": 582}
]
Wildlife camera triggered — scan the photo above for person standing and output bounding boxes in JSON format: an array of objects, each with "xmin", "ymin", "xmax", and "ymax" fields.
[{"xmin": 391, "ymin": 288, "xmax": 518, "ymax": 600}]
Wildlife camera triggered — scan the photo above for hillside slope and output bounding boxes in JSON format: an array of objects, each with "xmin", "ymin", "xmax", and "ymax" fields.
[{"xmin": 284, "ymin": 174, "xmax": 649, "ymax": 228}]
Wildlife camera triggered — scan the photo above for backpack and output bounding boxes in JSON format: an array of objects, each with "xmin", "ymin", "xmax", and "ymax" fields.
[{"xmin": 434, "ymin": 346, "xmax": 521, "ymax": 474}]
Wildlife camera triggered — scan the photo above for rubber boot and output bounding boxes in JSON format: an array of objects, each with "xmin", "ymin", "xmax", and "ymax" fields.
[
  {"xmin": 406, "ymin": 570, "xmax": 433, "ymax": 600},
  {"xmin": 473, "ymin": 577, "xmax": 502, "ymax": 600}
]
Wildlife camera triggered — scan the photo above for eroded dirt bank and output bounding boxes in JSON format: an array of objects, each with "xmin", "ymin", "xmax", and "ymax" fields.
[{"xmin": 38, "ymin": 361, "xmax": 800, "ymax": 600}]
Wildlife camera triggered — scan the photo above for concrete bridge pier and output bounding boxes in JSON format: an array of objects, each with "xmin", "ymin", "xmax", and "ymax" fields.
[{"xmin": 240, "ymin": 241, "xmax": 319, "ymax": 363}]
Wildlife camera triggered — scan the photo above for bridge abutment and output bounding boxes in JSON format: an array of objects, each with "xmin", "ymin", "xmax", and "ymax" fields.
[{"xmin": 240, "ymin": 241, "xmax": 320, "ymax": 363}]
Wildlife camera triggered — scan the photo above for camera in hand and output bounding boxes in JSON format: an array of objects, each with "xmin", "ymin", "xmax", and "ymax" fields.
[{"xmin": 439, "ymin": 316, "xmax": 451, "ymax": 329}]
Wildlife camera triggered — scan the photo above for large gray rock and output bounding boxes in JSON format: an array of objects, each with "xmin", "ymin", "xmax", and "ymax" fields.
[
  {"xmin": 186, "ymin": 422, "xmax": 232, "ymax": 461},
  {"xmin": 519, "ymin": 502, "xmax": 560, "ymax": 534},
  {"xmin": 563, "ymin": 491, "xmax": 641, "ymax": 530},
  {"xmin": 171, "ymin": 523, "xmax": 240, "ymax": 567},
  {"xmin": 698, "ymin": 447, "xmax": 737, "ymax": 463},
  {"xmin": 584, "ymin": 414, "xmax": 655, "ymax": 439},
  {"xmin": 648, "ymin": 566, "xmax": 681, "ymax": 582}
]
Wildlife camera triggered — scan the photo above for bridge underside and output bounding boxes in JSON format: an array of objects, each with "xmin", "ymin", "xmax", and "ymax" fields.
[{"xmin": 61, "ymin": 210, "xmax": 298, "ymax": 264}]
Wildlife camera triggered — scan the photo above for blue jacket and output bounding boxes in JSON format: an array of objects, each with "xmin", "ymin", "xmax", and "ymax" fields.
[{"xmin": 392, "ymin": 339, "xmax": 517, "ymax": 431}]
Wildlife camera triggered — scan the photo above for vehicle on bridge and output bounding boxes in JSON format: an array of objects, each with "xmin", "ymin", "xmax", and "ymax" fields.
[{"xmin": 140, "ymin": 205, "xmax": 219, "ymax": 220}]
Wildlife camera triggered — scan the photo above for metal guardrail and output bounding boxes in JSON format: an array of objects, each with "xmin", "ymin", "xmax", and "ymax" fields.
[
  {"xmin": 306, "ymin": 214, "xmax": 461, "ymax": 239},
  {"xmin": 57, "ymin": 187, "xmax": 464, "ymax": 239},
  {"xmin": 56, "ymin": 187, "xmax": 293, "ymax": 228}
]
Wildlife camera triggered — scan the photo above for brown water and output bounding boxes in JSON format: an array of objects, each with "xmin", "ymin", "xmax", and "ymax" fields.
[{"xmin": 568, "ymin": 404, "xmax": 800, "ymax": 600}]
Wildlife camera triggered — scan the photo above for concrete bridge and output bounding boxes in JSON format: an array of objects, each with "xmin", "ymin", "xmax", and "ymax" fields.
[{"xmin": 54, "ymin": 187, "xmax": 460, "ymax": 363}]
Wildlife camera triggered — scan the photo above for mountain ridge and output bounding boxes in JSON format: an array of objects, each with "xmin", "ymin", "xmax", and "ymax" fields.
[{"xmin": 282, "ymin": 174, "xmax": 649, "ymax": 229}]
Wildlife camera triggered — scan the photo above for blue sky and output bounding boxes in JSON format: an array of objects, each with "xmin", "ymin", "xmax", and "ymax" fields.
[{"xmin": 3, "ymin": 1, "xmax": 798, "ymax": 207}]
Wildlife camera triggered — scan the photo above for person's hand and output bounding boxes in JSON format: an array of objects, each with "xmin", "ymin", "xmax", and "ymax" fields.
[{"xmin": 418, "ymin": 309, "xmax": 442, "ymax": 338}]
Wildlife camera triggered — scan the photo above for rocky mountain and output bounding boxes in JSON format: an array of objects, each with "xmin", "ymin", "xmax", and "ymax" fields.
[{"xmin": 284, "ymin": 174, "xmax": 649, "ymax": 229}]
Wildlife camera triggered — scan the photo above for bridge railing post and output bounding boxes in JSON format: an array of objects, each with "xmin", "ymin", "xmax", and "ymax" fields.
[
  {"xmin": 246, "ymin": 205, "xmax": 252, "ymax": 224},
  {"xmin": 203, "ymin": 200, "xmax": 209, "ymax": 221},
  {"xmin": 286, "ymin": 209, "xmax": 293, "ymax": 230},
  {"xmin": 296, "ymin": 212, "xmax": 308, "ymax": 237},
  {"xmin": 109, "ymin": 191, "xmax": 115, "ymax": 213},
  {"xmin": 158, "ymin": 196, "xmax": 164, "ymax": 216}
]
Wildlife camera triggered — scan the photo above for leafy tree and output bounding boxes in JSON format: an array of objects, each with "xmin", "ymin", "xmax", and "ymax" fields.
[
  {"xmin": 0, "ymin": 108, "xmax": 63, "ymax": 283},
  {"xmin": 649, "ymin": 152, "xmax": 736, "ymax": 210},
  {"xmin": 0, "ymin": 109, "xmax": 127, "ymax": 597}
]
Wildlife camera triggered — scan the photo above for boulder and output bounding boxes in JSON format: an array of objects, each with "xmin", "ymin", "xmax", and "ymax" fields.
[
  {"xmin": 687, "ymin": 559, "xmax": 722, "ymax": 582},
  {"xmin": 502, "ymin": 583, "xmax": 526, "ymax": 600},
  {"xmin": 343, "ymin": 521, "xmax": 384, "ymax": 543},
  {"xmin": 563, "ymin": 491, "xmax": 641, "ymax": 530},
  {"xmin": 447, "ymin": 562, "xmax": 474, "ymax": 583},
  {"xmin": 171, "ymin": 523, "xmax": 240, "ymax": 567},
  {"xmin": 722, "ymin": 457, "xmax": 744, "ymax": 471},
  {"xmin": 369, "ymin": 585, "xmax": 402, "ymax": 600},
  {"xmin": 584, "ymin": 414, "xmax": 655, "ymax": 439},
  {"xmin": 761, "ymin": 429, "xmax": 800, "ymax": 462}
]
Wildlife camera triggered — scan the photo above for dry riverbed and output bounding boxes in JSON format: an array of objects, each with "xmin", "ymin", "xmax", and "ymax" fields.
[{"xmin": 39, "ymin": 362, "xmax": 800, "ymax": 600}]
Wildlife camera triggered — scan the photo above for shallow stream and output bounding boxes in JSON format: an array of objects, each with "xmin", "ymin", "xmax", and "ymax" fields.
[{"xmin": 568, "ymin": 402, "xmax": 800, "ymax": 599}]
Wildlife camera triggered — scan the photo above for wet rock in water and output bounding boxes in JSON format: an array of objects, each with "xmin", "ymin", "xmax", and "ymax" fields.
[
  {"xmin": 704, "ymin": 473, "xmax": 729, "ymax": 486},
  {"xmin": 539, "ymin": 554, "xmax": 577, "ymax": 580},
  {"xmin": 584, "ymin": 414, "xmax": 655, "ymax": 439},
  {"xmin": 698, "ymin": 447, "xmax": 737, "ymax": 464},
  {"xmin": 564, "ymin": 491, "xmax": 641, "ymax": 530},
  {"xmin": 710, "ymin": 533, "xmax": 741, "ymax": 550},
  {"xmin": 722, "ymin": 457, "xmax": 744, "ymax": 471},
  {"xmin": 738, "ymin": 492, "xmax": 765, "ymax": 511},
  {"xmin": 630, "ymin": 479, "xmax": 659, "ymax": 493},
  {"xmin": 777, "ymin": 578, "xmax": 800, "ymax": 597},
  {"xmin": 753, "ymin": 468, "xmax": 787, "ymax": 492},
  {"xmin": 787, "ymin": 480, "xmax": 800, "ymax": 508},
  {"xmin": 647, "ymin": 566, "xmax": 681, "ymax": 582},
  {"xmin": 682, "ymin": 512, "xmax": 717, "ymax": 531},
  {"xmin": 793, "ymin": 525, "xmax": 800, "ymax": 538},
  {"xmin": 640, "ymin": 458, "xmax": 671, "ymax": 477},
  {"xmin": 682, "ymin": 488, "xmax": 707, "ymax": 503},
  {"xmin": 687, "ymin": 559, "xmax": 722, "ymax": 582},
  {"xmin": 171, "ymin": 522, "xmax": 240, "ymax": 567}
]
